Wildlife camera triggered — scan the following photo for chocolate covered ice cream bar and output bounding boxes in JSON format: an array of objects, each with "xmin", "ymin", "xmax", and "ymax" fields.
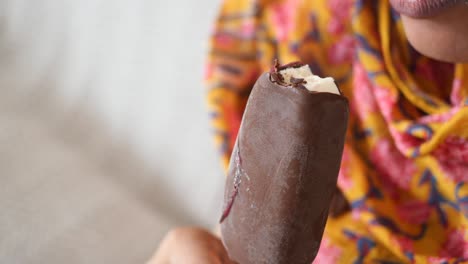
[{"xmin": 220, "ymin": 61, "xmax": 349, "ymax": 264}]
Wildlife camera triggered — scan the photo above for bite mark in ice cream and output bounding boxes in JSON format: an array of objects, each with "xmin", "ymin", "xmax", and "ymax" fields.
[{"xmin": 270, "ymin": 60, "xmax": 340, "ymax": 94}]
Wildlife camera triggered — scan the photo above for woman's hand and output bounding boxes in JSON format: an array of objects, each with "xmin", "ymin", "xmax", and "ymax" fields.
[{"xmin": 148, "ymin": 227, "xmax": 237, "ymax": 264}]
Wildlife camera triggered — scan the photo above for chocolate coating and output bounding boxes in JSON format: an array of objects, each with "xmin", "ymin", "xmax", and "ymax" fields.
[{"xmin": 220, "ymin": 73, "xmax": 349, "ymax": 264}]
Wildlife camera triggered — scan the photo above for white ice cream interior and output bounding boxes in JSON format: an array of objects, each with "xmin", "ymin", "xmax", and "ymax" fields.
[{"xmin": 279, "ymin": 65, "xmax": 340, "ymax": 94}]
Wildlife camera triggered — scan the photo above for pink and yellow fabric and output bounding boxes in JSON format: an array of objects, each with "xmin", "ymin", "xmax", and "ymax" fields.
[{"xmin": 205, "ymin": 0, "xmax": 468, "ymax": 262}]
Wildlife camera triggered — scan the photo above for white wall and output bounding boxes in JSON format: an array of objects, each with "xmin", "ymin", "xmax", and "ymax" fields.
[{"xmin": 0, "ymin": 0, "xmax": 224, "ymax": 262}]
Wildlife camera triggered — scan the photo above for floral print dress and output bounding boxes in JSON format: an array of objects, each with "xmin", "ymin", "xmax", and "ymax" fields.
[{"xmin": 206, "ymin": 0, "xmax": 468, "ymax": 263}]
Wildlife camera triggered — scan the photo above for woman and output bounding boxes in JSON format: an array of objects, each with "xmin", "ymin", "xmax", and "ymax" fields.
[{"xmin": 152, "ymin": 0, "xmax": 468, "ymax": 263}]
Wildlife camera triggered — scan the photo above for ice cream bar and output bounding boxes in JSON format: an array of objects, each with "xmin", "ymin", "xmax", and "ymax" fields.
[{"xmin": 220, "ymin": 61, "xmax": 349, "ymax": 264}]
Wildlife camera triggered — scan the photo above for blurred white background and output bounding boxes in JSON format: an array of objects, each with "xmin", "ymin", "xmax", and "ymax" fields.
[{"xmin": 0, "ymin": 0, "xmax": 223, "ymax": 263}]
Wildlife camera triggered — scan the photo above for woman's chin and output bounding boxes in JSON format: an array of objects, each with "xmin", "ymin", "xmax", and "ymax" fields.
[{"xmin": 400, "ymin": 5, "xmax": 468, "ymax": 63}]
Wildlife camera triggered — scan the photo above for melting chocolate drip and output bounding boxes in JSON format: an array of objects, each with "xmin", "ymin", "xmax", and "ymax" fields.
[{"xmin": 220, "ymin": 141, "xmax": 247, "ymax": 223}]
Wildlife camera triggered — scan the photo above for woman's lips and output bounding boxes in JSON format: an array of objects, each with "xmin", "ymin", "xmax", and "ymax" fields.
[{"xmin": 389, "ymin": 0, "xmax": 461, "ymax": 18}]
